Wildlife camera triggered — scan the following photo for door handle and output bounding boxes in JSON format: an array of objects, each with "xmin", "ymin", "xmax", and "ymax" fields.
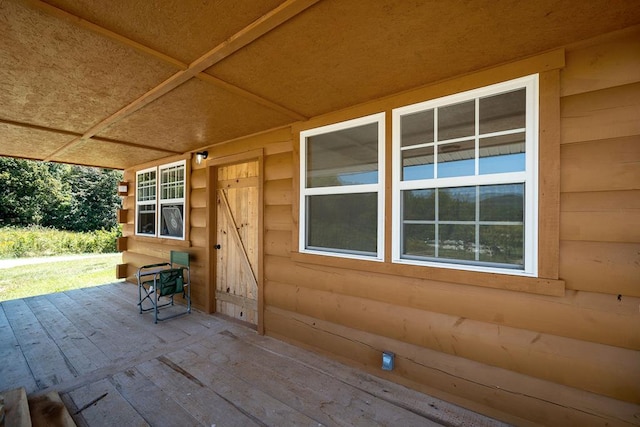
[{"xmin": 215, "ymin": 244, "xmax": 222, "ymax": 250}]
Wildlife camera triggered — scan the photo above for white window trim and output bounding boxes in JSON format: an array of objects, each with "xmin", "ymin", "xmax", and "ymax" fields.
[
  {"xmin": 158, "ymin": 160, "xmax": 186, "ymax": 241},
  {"xmin": 135, "ymin": 166, "xmax": 157, "ymax": 237},
  {"xmin": 299, "ymin": 113, "xmax": 386, "ymax": 261},
  {"xmin": 135, "ymin": 160, "xmax": 187, "ymax": 240},
  {"xmin": 392, "ymin": 75, "xmax": 539, "ymax": 277}
]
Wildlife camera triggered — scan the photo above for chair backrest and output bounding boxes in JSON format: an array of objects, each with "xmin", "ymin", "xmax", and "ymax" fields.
[{"xmin": 170, "ymin": 251, "xmax": 189, "ymax": 268}]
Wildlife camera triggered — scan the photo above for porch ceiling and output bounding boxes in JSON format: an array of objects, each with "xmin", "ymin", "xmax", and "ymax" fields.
[{"xmin": 1, "ymin": 0, "xmax": 639, "ymax": 170}]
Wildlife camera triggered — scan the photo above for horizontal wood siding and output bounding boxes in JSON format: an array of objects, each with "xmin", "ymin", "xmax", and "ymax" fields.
[
  {"xmin": 260, "ymin": 28, "xmax": 640, "ymax": 425},
  {"xmin": 118, "ymin": 28, "xmax": 640, "ymax": 425}
]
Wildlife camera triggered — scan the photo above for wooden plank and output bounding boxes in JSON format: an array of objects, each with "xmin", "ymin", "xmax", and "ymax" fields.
[
  {"xmin": 190, "ymin": 207, "xmax": 206, "ymax": 228},
  {"xmin": 264, "ymin": 281, "xmax": 640, "ymax": 403},
  {"xmin": 264, "ymin": 178, "xmax": 292, "ymax": 206},
  {"xmin": 29, "ymin": 391, "xmax": 77, "ymax": 427},
  {"xmin": 538, "ymin": 69, "xmax": 561, "ymax": 279},
  {"xmin": 264, "ymin": 229, "xmax": 291, "ymax": 257},
  {"xmin": 0, "ymin": 307, "xmax": 37, "ymax": 393},
  {"xmin": 230, "ymin": 327, "xmax": 508, "ymax": 427},
  {"xmin": 560, "ymin": 135, "xmax": 640, "ymax": 193},
  {"xmin": 116, "ymin": 209, "xmax": 128, "ymax": 224},
  {"xmin": 290, "ymin": 250, "xmax": 565, "ymax": 297},
  {"xmin": 218, "ymin": 189, "xmax": 258, "ymax": 289},
  {"xmin": 561, "ymin": 82, "xmax": 640, "ymax": 145},
  {"xmin": 264, "ymin": 307, "xmax": 640, "ymax": 426},
  {"xmin": 1, "ymin": 298, "xmax": 77, "ymax": 389},
  {"xmin": 190, "ymin": 167, "xmax": 207, "ymax": 189},
  {"xmin": 265, "ymin": 255, "xmax": 639, "ymax": 351},
  {"xmin": 135, "ymin": 358, "xmax": 260, "ymax": 427},
  {"xmin": 165, "ymin": 344, "xmax": 321, "ymax": 426},
  {"xmin": 2, "ymin": 387, "xmax": 30, "ymax": 427},
  {"xmin": 24, "ymin": 296, "xmax": 111, "ymax": 375},
  {"xmin": 67, "ymin": 378, "xmax": 150, "ymax": 427},
  {"xmin": 190, "ymin": 188, "xmax": 207, "ymax": 208},
  {"xmin": 196, "ymin": 328, "xmax": 445, "ymax": 426},
  {"xmin": 215, "ymin": 291, "xmax": 258, "ymax": 312},
  {"xmin": 109, "ymin": 368, "xmax": 199, "ymax": 426},
  {"xmin": 264, "ymin": 151, "xmax": 293, "ymax": 181},
  {"xmin": 217, "ymin": 176, "xmax": 259, "ymax": 189},
  {"xmin": 560, "ymin": 240, "xmax": 640, "ymax": 297},
  {"xmin": 265, "ymin": 204, "xmax": 292, "ymax": 231},
  {"xmin": 561, "ymin": 26, "xmax": 640, "ymax": 97},
  {"xmin": 116, "ymin": 236, "xmax": 127, "ymax": 252},
  {"xmin": 560, "ymin": 208, "xmax": 640, "ymax": 242}
]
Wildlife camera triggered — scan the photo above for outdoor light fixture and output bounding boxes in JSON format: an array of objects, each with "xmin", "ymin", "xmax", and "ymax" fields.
[
  {"xmin": 195, "ymin": 151, "xmax": 208, "ymax": 165},
  {"xmin": 117, "ymin": 181, "xmax": 129, "ymax": 196}
]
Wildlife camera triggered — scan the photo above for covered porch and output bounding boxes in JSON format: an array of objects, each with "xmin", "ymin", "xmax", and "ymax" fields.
[{"xmin": 0, "ymin": 282, "xmax": 503, "ymax": 426}]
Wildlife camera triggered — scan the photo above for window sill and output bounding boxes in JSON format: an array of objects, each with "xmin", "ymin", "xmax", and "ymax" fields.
[{"xmin": 290, "ymin": 251, "xmax": 565, "ymax": 297}]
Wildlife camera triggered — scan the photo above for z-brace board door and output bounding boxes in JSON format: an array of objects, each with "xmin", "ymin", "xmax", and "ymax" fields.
[{"xmin": 215, "ymin": 161, "xmax": 259, "ymax": 325}]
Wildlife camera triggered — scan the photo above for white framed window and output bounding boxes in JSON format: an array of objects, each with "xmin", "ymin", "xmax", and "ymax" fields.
[
  {"xmin": 392, "ymin": 75, "xmax": 538, "ymax": 276},
  {"xmin": 299, "ymin": 113, "xmax": 385, "ymax": 260},
  {"xmin": 135, "ymin": 167, "xmax": 157, "ymax": 236},
  {"xmin": 158, "ymin": 160, "xmax": 186, "ymax": 240},
  {"xmin": 135, "ymin": 160, "xmax": 186, "ymax": 240}
]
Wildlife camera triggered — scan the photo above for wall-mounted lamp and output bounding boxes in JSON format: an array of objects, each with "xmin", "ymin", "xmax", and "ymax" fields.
[
  {"xmin": 195, "ymin": 151, "xmax": 208, "ymax": 165},
  {"xmin": 117, "ymin": 181, "xmax": 129, "ymax": 196}
]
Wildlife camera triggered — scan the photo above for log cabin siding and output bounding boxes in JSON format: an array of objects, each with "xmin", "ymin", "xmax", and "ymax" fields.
[{"xmin": 119, "ymin": 27, "xmax": 640, "ymax": 425}]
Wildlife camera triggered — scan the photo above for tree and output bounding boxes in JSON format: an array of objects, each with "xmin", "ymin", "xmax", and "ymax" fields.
[
  {"xmin": 0, "ymin": 158, "xmax": 70, "ymax": 227},
  {"xmin": 0, "ymin": 157, "xmax": 122, "ymax": 231}
]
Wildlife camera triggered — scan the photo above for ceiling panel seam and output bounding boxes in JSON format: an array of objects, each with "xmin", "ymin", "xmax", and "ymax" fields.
[{"xmin": 36, "ymin": 0, "xmax": 318, "ymax": 161}]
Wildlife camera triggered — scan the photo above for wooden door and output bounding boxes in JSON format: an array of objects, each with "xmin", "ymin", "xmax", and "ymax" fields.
[{"xmin": 215, "ymin": 161, "xmax": 259, "ymax": 325}]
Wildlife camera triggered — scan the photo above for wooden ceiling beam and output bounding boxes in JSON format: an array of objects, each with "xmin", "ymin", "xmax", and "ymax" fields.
[
  {"xmin": 41, "ymin": 0, "xmax": 320, "ymax": 161},
  {"xmin": 196, "ymin": 73, "xmax": 308, "ymax": 121}
]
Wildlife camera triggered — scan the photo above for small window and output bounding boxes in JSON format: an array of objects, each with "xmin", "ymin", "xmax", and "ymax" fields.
[
  {"xmin": 393, "ymin": 75, "xmax": 538, "ymax": 275},
  {"xmin": 300, "ymin": 113, "xmax": 385, "ymax": 260},
  {"xmin": 135, "ymin": 160, "xmax": 186, "ymax": 240}
]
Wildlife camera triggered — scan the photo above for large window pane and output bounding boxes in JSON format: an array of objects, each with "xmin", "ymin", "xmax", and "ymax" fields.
[
  {"xmin": 439, "ymin": 187, "xmax": 475, "ymax": 221},
  {"xmin": 479, "ymin": 225, "xmax": 524, "ymax": 266},
  {"xmin": 402, "ymin": 146, "xmax": 434, "ymax": 181},
  {"xmin": 437, "ymin": 140, "xmax": 475, "ymax": 178},
  {"xmin": 401, "ymin": 109, "xmax": 433, "ymax": 147},
  {"xmin": 479, "ymin": 184, "xmax": 524, "ymax": 222},
  {"xmin": 438, "ymin": 100, "xmax": 475, "ymax": 140},
  {"xmin": 160, "ymin": 203, "xmax": 184, "ymax": 238},
  {"xmin": 479, "ymin": 133, "xmax": 525, "ymax": 174},
  {"xmin": 307, "ymin": 123, "xmax": 378, "ymax": 187},
  {"xmin": 307, "ymin": 193, "xmax": 377, "ymax": 254},
  {"xmin": 438, "ymin": 224, "xmax": 476, "ymax": 261},
  {"xmin": 137, "ymin": 205, "xmax": 156, "ymax": 235},
  {"xmin": 403, "ymin": 224, "xmax": 435, "ymax": 257},
  {"xmin": 479, "ymin": 89, "xmax": 526, "ymax": 134},
  {"xmin": 403, "ymin": 189, "xmax": 435, "ymax": 220}
]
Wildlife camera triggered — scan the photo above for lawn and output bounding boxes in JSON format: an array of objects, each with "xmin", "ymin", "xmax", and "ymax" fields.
[{"xmin": 0, "ymin": 254, "xmax": 122, "ymax": 302}]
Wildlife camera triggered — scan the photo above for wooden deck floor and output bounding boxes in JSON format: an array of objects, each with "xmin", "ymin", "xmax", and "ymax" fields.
[{"xmin": 0, "ymin": 282, "xmax": 506, "ymax": 426}]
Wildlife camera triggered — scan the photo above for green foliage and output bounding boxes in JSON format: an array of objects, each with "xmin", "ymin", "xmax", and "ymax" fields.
[
  {"xmin": 0, "ymin": 226, "xmax": 121, "ymax": 258},
  {"xmin": 0, "ymin": 158, "xmax": 122, "ymax": 232}
]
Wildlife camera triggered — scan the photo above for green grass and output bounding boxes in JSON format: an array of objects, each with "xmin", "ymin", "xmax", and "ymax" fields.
[{"xmin": 0, "ymin": 254, "xmax": 122, "ymax": 302}]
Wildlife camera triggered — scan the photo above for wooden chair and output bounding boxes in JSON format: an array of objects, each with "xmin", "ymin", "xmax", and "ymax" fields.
[{"xmin": 136, "ymin": 251, "xmax": 191, "ymax": 323}]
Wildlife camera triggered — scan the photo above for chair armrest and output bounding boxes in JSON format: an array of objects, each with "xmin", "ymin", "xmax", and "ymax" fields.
[{"xmin": 136, "ymin": 262, "xmax": 171, "ymax": 279}]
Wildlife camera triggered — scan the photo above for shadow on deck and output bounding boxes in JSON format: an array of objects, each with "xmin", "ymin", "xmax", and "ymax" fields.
[{"xmin": 0, "ymin": 282, "xmax": 506, "ymax": 426}]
